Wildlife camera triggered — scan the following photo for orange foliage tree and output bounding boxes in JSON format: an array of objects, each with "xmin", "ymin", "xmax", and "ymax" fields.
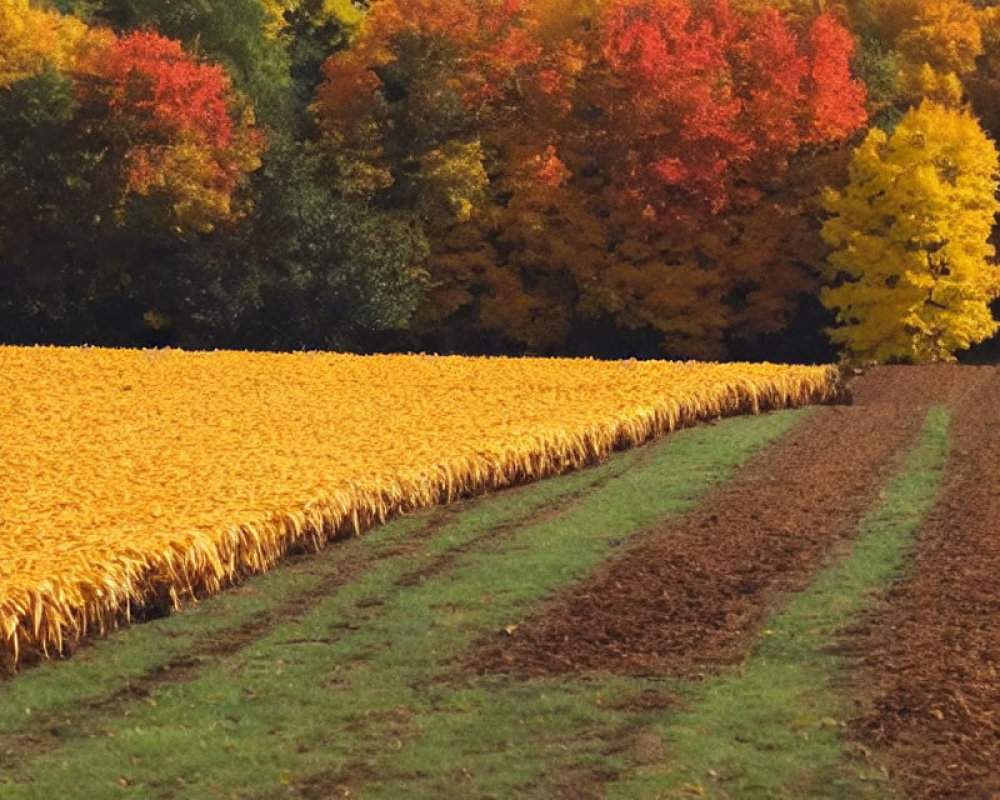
[
  {"xmin": 0, "ymin": 0, "xmax": 108, "ymax": 87},
  {"xmin": 315, "ymin": 0, "xmax": 866, "ymax": 356}
]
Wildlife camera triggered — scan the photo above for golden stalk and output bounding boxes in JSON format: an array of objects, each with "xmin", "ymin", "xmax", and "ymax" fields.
[{"xmin": 0, "ymin": 347, "xmax": 841, "ymax": 669}]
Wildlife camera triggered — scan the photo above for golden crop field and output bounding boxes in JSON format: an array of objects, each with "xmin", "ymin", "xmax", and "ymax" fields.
[{"xmin": 0, "ymin": 346, "xmax": 840, "ymax": 668}]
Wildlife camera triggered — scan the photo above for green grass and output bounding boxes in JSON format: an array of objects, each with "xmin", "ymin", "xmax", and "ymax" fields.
[
  {"xmin": 0, "ymin": 409, "xmax": 808, "ymax": 799},
  {"xmin": 606, "ymin": 405, "xmax": 951, "ymax": 799},
  {"xmin": 0, "ymin": 403, "xmax": 949, "ymax": 800}
]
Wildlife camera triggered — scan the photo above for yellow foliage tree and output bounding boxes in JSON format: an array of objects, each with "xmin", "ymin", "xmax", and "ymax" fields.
[
  {"xmin": 899, "ymin": 60, "xmax": 965, "ymax": 105},
  {"xmin": 887, "ymin": 0, "xmax": 983, "ymax": 106},
  {"xmin": 896, "ymin": 0, "xmax": 982, "ymax": 76},
  {"xmin": 0, "ymin": 0, "xmax": 109, "ymax": 87},
  {"xmin": 821, "ymin": 102, "xmax": 1000, "ymax": 363},
  {"xmin": 259, "ymin": 0, "xmax": 364, "ymax": 37}
]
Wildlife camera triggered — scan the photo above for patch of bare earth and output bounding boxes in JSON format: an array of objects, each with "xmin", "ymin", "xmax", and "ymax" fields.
[
  {"xmin": 467, "ymin": 366, "xmax": 968, "ymax": 678},
  {"xmin": 847, "ymin": 365, "xmax": 1000, "ymax": 799},
  {"xmin": 529, "ymin": 765, "xmax": 617, "ymax": 800}
]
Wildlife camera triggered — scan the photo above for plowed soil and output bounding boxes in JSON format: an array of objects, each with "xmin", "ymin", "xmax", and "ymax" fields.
[
  {"xmin": 469, "ymin": 365, "xmax": 970, "ymax": 677},
  {"xmin": 470, "ymin": 364, "xmax": 1000, "ymax": 797},
  {"xmin": 848, "ymin": 366, "xmax": 1000, "ymax": 799}
]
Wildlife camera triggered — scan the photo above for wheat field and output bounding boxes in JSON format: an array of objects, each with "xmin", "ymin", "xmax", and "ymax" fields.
[{"xmin": 0, "ymin": 346, "xmax": 840, "ymax": 668}]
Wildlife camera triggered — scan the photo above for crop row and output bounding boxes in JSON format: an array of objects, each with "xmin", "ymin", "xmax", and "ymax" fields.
[{"xmin": 0, "ymin": 347, "xmax": 841, "ymax": 669}]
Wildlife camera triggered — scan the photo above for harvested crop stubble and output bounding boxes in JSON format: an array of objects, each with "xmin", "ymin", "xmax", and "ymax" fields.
[{"xmin": 0, "ymin": 346, "xmax": 840, "ymax": 669}]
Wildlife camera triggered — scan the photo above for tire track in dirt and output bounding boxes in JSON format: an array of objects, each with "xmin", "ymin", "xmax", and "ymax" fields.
[
  {"xmin": 847, "ymin": 365, "xmax": 1000, "ymax": 799},
  {"xmin": 391, "ymin": 450, "xmax": 651, "ymax": 589},
  {"xmin": 0, "ymin": 454, "xmax": 640, "ymax": 766},
  {"xmin": 467, "ymin": 366, "xmax": 966, "ymax": 678},
  {"xmin": 0, "ymin": 521, "xmax": 442, "ymax": 767}
]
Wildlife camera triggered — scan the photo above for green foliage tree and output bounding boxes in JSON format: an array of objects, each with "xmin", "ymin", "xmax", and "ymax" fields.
[
  {"xmin": 821, "ymin": 102, "xmax": 1000, "ymax": 362},
  {"xmin": 86, "ymin": 0, "xmax": 295, "ymax": 129},
  {"xmin": 0, "ymin": 68, "xmax": 96, "ymax": 340},
  {"xmin": 173, "ymin": 136, "xmax": 428, "ymax": 351}
]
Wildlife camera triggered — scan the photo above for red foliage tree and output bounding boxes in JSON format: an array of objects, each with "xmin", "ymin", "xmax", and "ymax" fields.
[
  {"xmin": 98, "ymin": 32, "xmax": 234, "ymax": 149},
  {"xmin": 85, "ymin": 31, "xmax": 264, "ymax": 233},
  {"xmin": 596, "ymin": 0, "xmax": 866, "ymax": 230},
  {"xmin": 804, "ymin": 14, "xmax": 869, "ymax": 141}
]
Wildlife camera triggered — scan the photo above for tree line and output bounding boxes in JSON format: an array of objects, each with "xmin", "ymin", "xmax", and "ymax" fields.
[{"xmin": 3, "ymin": 0, "xmax": 1000, "ymax": 363}]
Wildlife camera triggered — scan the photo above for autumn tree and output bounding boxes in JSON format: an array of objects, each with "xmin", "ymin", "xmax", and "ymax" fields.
[
  {"xmin": 821, "ymin": 102, "xmax": 1000, "ymax": 362},
  {"xmin": 312, "ymin": 0, "xmax": 562, "ymax": 351},
  {"xmin": 861, "ymin": 0, "xmax": 985, "ymax": 109},
  {"xmin": 82, "ymin": 31, "xmax": 265, "ymax": 234},
  {"xmin": 557, "ymin": 1, "xmax": 865, "ymax": 356},
  {"xmin": 85, "ymin": 0, "xmax": 295, "ymax": 128},
  {"xmin": 314, "ymin": 0, "xmax": 549, "ymax": 210},
  {"xmin": 0, "ymin": 0, "xmax": 108, "ymax": 85},
  {"xmin": 897, "ymin": 0, "xmax": 982, "ymax": 104},
  {"xmin": 0, "ymin": 9, "xmax": 264, "ymax": 239},
  {"xmin": 0, "ymin": 5, "xmax": 265, "ymax": 343},
  {"xmin": 328, "ymin": 0, "xmax": 866, "ymax": 357},
  {"xmin": 595, "ymin": 1, "xmax": 865, "ymax": 227},
  {"xmin": 896, "ymin": 0, "xmax": 982, "ymax": 76}
]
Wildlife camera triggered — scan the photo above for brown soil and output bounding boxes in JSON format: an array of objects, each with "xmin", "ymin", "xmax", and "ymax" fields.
[
  {"xmin": 847, "ymin": 365, "xmax": 1000, "ymax": 799},
  {"xmin": 466, "ymin": 365, "xmax": 968, "ymax": 678}
]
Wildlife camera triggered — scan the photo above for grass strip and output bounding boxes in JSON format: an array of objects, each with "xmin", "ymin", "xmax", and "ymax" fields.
[
  {"xmin": 0, "ymin": 410, "xmax": 809, "ymax": 799},
  {"xmin": 606, "ymin": 404, "xmax": 951, "ymax": 799},
  {"xmin": 0, "ymin": 440, "xmax": 645, "ymax": 735}
]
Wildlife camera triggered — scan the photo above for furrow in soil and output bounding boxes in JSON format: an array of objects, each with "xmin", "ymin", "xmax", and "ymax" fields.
[
  {"xmin": 468, "ymin": 365, "xmax": 968, "ymax": 678},
  {"xmin": 848, "ymin": 365, "xmax": 1000, "ymax": 799}
]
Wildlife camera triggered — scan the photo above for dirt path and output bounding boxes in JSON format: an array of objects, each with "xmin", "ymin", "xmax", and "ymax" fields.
[
  {"xmin": 468, "ymin": 366, "xmax": 968, "ymax": 677},
  {"xmin": 848, "ymin": 365, "xmax": 1000, "ymax": 799}
]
